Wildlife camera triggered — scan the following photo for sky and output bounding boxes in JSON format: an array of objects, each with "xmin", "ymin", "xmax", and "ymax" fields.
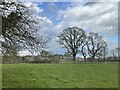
[{"xmin": 18, "ymin": 1, "xmax": 118, "ymax": 56}]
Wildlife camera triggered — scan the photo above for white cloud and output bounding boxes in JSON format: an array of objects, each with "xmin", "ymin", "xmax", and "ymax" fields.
[
  {"xmin": 18, "ymin": 50, "xmax": 31, "ymax": 56},
  {"xmin": 56, "ymin": 2, "xmax": 118, "ymax": 35},
  {"xmin": 18, "ymin": 50, "xmax": 39, "ymax": 56},
  {"xmin": 24, "ymin": 3, "xmax": 43, "ymax": 14}
]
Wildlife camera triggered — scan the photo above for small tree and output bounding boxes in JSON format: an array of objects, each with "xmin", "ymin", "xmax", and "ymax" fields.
[
  {"xmin": 115, "ymin": 47, "xmax": 120, "ymax": 58},
  {"xmin": 115, "ymin": 47, "xmax": 120, "ymax": 62},
  {"xmin": 111, "ymin": 47, "xmax": 120, "ymax": 62},
  {"xmin": 40, "ymin": 50, "xmax": 53, "ymax": 57},
  {"xmin": 58, "ymin": 27, "xmax": 85, "ymax": 63}
]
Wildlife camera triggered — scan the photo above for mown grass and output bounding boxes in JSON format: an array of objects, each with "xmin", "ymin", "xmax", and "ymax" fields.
[{"xmin": 2, "ymin": 63, "xmax": 118, "ymax": 88}]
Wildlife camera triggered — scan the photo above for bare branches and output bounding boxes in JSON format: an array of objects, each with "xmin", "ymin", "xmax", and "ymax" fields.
[{"xmin": 86, "ymin": 32, "xmax": 107, "ymax": 62}]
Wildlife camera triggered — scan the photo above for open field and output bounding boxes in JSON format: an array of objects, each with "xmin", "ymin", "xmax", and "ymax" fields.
[{"xmin": 2, "ymin": 63, "xmax": 118, "ymax": 88}]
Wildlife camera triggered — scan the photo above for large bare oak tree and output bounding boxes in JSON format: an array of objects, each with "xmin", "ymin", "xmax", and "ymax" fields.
[{"xmin": 58, "ymin": 27, "xmax": 85, "ymax": 63}]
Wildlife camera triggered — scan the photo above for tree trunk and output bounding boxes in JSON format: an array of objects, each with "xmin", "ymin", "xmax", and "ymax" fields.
[
  {"xmin": 73, "ymin": 55, "xmax": 76, "ymax": 64},
  {"xmin": 84, "ymin": 57, "xmax": 87, "ymax": 63},
  {"xmin": 91, "ymin": 56, "xmax": 95, "ymax": 63}
]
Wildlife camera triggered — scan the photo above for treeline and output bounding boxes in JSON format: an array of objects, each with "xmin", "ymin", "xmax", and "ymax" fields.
[
  {"xmin": 2, "ymin": 49, "xmax": 119, "ymax": 64},
  {"xmin": 2, "ymin": 52, "xmax": 71, "ymax": 64}
]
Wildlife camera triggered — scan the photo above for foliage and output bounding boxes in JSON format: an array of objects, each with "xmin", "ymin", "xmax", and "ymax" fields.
[{"xmin": 0, "ymin": 1, "xmax": 47, "ymax": 56}]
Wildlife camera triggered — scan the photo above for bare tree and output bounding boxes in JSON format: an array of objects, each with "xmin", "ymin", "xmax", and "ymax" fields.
[
  {"xmin": 111, "ymin": 47, "xmax": 120, "ymax": 62},
  {"xmin": 115, "ymin": 47, "xmax": 120, "ymax": 58},
  {"xmin": 115, "ymin": 47, "xmax": 120, "ymax": 62},
  {"xmin": 0, "ymin": 1, "xmax": 47, "ymax": 56},
  {"xmin": 58, "ymin": 27, "xmax": 85, "ymax": 63},
  {"xmin": 86, "ymin": 32, "xmax": 107, "ymax": 62},
  {"xmin": 96, "ymin": 43, "xmax": 108, "ymax": 61},
  {"xmin": 111, "ymin": 49, "xmax": 115, "ymax": 57},
  {"xmin": 40, "ymin": 50, "xmax": 53, "ymax": 57}
]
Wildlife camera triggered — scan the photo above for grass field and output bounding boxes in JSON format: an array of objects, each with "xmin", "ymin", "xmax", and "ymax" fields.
[{"xmin": 2, "ymin": 63, "xmax": 118, "ymax": 88}]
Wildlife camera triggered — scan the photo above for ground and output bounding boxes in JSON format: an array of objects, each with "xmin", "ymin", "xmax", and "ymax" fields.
[{"xmin": 2, "ymin": 63, "xmax": 118, "ymax": 88}]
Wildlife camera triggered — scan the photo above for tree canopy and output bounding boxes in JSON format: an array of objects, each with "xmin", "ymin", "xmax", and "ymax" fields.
[
  {"xmin": 58, "ymin": 27, "xmax": 85, "ymax": 63},
  {"xmin": 0, "ymin": 1, "xmax": 47, "ymax": 56},
  {"xmin": 86, "ymin": 32, "xmax": 107, "ymax": 62}
]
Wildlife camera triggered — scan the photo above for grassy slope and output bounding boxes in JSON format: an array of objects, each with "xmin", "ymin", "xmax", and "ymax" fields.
[{"xmin": 2, "ymin": 63, "xmax": 118, "ymax": 88}]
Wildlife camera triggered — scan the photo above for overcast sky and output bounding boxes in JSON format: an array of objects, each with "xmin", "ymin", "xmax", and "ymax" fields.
[{"xmin": 18, "ymin": 1, "xmax": 118, "ymax": 56}]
